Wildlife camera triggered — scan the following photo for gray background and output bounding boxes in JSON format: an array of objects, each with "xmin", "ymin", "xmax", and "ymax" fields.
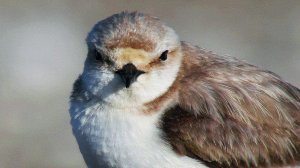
[{"xmin": 1, "ymin": 0, "xmax": 300, "ymax": 167}]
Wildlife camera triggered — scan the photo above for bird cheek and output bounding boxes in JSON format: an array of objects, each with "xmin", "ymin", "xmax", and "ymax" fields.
[{"xmin": 136, "ymin": 72, "xmax": 147, "ymax": 82}]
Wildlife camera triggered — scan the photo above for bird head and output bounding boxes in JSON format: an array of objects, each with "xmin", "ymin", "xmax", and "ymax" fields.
[{"xmin": 81, "ymin": 12, "xmax": 182, "ymax": 106}]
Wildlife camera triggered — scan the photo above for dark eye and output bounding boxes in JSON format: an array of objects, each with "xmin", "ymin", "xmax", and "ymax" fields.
[
  {"xmin": 159, "ymin": 50, "xmax": 168, "ymax": 61},
  {"xmin": 95, "ymin": 50, "xmax": 103, "ymax": 61}
]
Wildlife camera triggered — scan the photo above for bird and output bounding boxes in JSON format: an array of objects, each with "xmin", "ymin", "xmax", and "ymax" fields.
[{"xmin": 69, "ymin": 11, "xmax": 300, "ymax": 168}]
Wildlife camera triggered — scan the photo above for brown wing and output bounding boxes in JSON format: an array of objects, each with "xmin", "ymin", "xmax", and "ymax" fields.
[{"xmin": 161, "ymin": 42, "xmax": 300, "ymax": 167}]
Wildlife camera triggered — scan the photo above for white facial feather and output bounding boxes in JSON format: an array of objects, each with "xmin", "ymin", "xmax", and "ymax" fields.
[{"xmin": 81, "ymin": 52, "xmax": 181, "ymax": 108}]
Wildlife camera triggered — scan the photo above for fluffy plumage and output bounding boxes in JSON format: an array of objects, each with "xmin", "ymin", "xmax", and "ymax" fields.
[
  {"xmin": 162, "ymin": 42, "xmax": 300, "ymax": 167},
  {"xmin": 69, "ymin": 11, "xmax": 300, "ymax": 168}
]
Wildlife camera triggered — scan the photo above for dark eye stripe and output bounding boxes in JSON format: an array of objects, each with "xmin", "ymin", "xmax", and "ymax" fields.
[
  {"xmin": 95, "ymin": 50, "xmax": 103, "ymax": 61},
  {"xmin": 159, "ymin": 50, "xmax": 168, "ymax": 61},
  {"xmin": 92, "ymin": 49, "xmax": 114, "ymax": 65}
]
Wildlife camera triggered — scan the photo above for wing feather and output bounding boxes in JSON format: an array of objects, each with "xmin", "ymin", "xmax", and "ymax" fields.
[{"xmin": 161, "ymin": 42, "xmax": 300, "ymax": 167}]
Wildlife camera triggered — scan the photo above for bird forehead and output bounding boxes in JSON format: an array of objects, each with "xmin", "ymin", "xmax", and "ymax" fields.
[
  {"xmin": 105, "ymin": 32, "xmax": 157, "ymax": 52},
  {"xmin": 116, "ymin": 48, "xmax": 152, "ymax": 65}
]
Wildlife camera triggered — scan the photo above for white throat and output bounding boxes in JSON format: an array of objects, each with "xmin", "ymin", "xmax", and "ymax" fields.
[{"xmin": 70, "ymin": 96, "xmax": 207, "ymax": 168}]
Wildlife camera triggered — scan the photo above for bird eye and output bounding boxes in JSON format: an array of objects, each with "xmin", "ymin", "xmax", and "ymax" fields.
[
  {"xmin": 159, "ymin": 50, "xmax": 168, "ymax": 61},
  {"xmin": 94, "ymin": 50, "xmax": 103, "ymax": 61}
]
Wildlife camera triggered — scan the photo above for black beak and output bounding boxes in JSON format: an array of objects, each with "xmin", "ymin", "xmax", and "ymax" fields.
[{"xmin": 116, "ymin": 63, "xmax": 145, "ymax": 88}]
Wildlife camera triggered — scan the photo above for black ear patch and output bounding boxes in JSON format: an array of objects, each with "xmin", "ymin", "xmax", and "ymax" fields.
[{"xmin": 159, "ymin": 50, "xmax": 168, "ymax": 61}]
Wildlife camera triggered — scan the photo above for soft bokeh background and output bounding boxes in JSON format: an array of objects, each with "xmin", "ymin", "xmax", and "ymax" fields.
[{"xmin": 1, "ymin": 0, "xmax": 300, "ymax": 167}]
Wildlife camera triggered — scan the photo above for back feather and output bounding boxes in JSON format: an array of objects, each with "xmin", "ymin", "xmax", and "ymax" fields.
[{"xmin": 161, "ymin": 42, "xmax": 300, "ymax": 167}]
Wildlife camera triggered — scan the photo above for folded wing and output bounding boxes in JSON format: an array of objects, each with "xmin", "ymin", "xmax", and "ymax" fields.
[{"xmin": 161, "ymin": 42, "xmax": 300, "ymax": 167}]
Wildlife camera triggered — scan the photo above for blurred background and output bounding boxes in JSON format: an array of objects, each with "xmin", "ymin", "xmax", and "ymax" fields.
[{"xmin": 1, "ymin": 0, "xmax": 300, "ymax": 167}]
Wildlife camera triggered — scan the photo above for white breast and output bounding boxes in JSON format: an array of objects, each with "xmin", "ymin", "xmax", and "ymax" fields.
[{"xmin": 70, "ymin": 99, "xmax": 207, "ymax": 168}]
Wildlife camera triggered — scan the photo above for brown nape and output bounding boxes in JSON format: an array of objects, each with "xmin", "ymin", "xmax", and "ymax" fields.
[
  {"xmin": 160, "ymin": 41, "xmax": 300, "ymax": 168},
  {"xmin": 106, "ymin": 31, "xmax": 156, "ymax": 52},
  {"xmin": 103, "ymin": 12, "xmax": 168, "ymax": 53}
]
